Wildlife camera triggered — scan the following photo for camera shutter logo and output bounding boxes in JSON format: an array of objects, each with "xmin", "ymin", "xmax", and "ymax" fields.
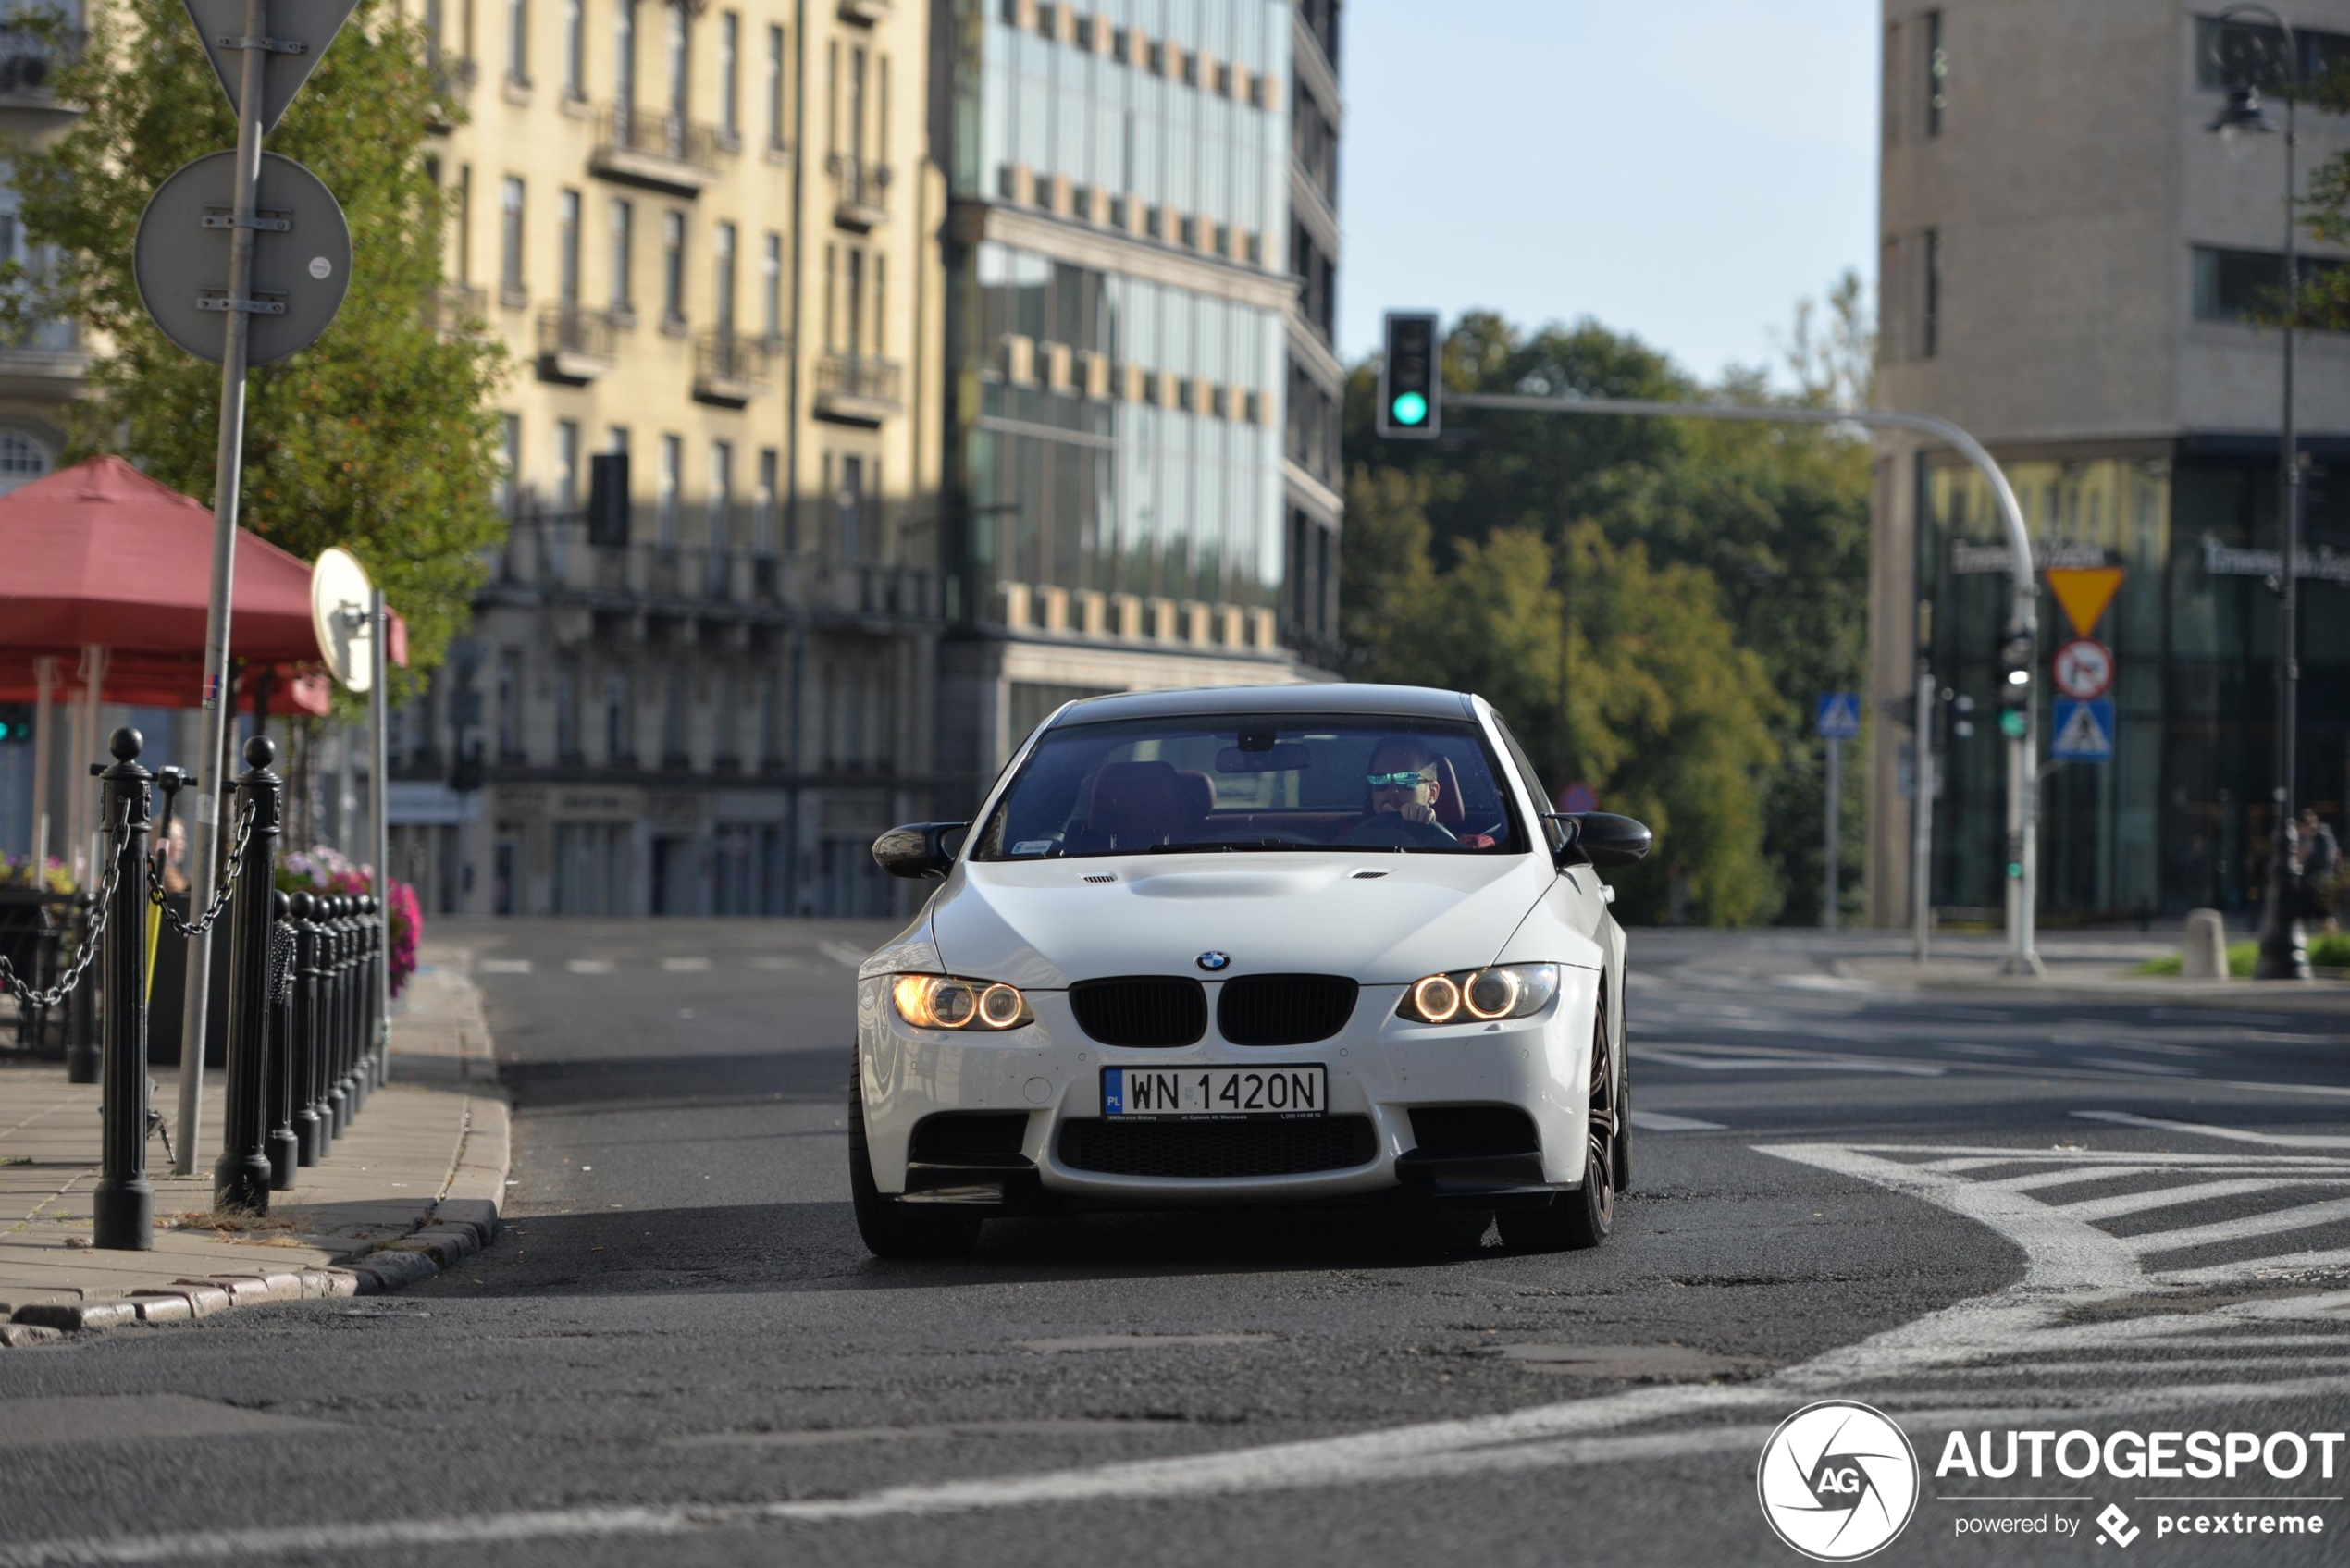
[{"xmin": 1756, "ymin": 1401, "xmax": 1920, "ymax": 1561}]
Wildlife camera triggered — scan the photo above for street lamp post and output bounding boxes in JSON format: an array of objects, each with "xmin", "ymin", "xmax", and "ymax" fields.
[{"xmin": 2208, "ymin": 6, "xmax": 2310, "ymax": 982}]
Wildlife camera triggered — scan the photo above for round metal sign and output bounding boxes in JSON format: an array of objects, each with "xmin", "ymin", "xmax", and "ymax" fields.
[
  {"xmin": 133, "ymin": 151, "xmax": 352, "ymax": 367},
  {"xmin": 309, "ymin": 546, "xmax": 374, "ymax": 692},
  {"xmin": 2051, "ymin": 637, "xmax": 2113, "ymax": 700}
]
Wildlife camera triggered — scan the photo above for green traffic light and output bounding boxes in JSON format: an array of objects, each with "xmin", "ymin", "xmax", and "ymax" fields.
[
  {"xmin": 1390, "ymin": 390, "xmax": 1429, "ymax": 426},
  {"xmin": 1999, "ymin": 710, "xmax": 2027, "ymax": 739},
  {"xmin": 2006, "ymin": 861, "xmax": 2023, "ymax": 879}
]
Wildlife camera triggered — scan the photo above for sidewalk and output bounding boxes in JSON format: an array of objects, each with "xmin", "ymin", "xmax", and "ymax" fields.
[
  {"xmin": 0, "ymin": 944, "xmax": 507, "ymax": 1342},
  {"xmin": 1834, "ymin": 948, "xmax": 2350, "ymax": 1007}
]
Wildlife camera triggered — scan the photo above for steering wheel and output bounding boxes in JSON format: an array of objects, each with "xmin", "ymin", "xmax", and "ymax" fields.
[{"xmin": 1342, "ymin": 812, "xmax": 1458, "ymax": 848}]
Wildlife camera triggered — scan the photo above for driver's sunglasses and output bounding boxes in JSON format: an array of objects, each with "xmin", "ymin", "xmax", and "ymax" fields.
[{"xmin": 1366, "ymin": 770, "xmax": 1435, "ymax": 789}]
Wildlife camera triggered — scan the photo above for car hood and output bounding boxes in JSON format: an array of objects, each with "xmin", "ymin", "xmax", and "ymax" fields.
[{"xmin": 928, "ymin": 852, "xmax": 1565, "ymax": 989}]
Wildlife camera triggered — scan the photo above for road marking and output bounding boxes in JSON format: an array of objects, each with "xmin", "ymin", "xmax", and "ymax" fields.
[
  {"xmin": 661, "ymin": 957, "xmax": 713, "ymax": 972},
  {"xmin": 1634, "ymin": 1045, "xmax": 1944, "ymax": 1077},
  {"xmin": 476, "ymin": 958, "xmax": 533, "ymax": 974},
  {"xmin": 750, "ymin": 956, "xmax": 809, "ymax": 971},
  {"xmin": 1940, "ymin": 1043, "xmax": 2035, "ymax": 1059},
  {"xmin": 818, "ymin": 941, "xmax": 869, "ymax": 970},
  {"xmin": 1020, "ymin": 1333, "xmax": 1276, "ymax": 1352},
  {"xmin": 2072, "ymin": 1056, "xmax": 2199, "ymax": 1077},
  {"xmin": 1626, "ymin": 1110, "xmax": 1725, "ymax": 1132},
  {"xmin": 564, "ymin": 959, "xmax": 614, "ymax": 975},
  {"xmin": 2121, "ymin": 1194, "xmax": 2350, "ymax": 1255},
  {"xmin": 2150, "ymin": 1008, "xmax": 2289, "ymax": 1027},
  {"xmin": 2054, "ymin": 1177, "xmax": 2332, "ymax": 1222},
  {"xmin": 2073, "ymin": 1109, "xmax": 2350, "ymax": 1149}
]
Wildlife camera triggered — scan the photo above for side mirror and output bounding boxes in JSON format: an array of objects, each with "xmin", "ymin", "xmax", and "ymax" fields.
[
  {"xmin": 872, "ymin": 821, "xmax": 971, "ymax": 880},
  {"xmin": 1546, "ymin": 811, "xmax": 1652, "ymax": 870}
]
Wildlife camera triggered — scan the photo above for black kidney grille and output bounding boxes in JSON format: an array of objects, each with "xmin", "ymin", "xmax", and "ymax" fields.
[
  {"xmin": 1058, "ymin": 1116, "xmax": 1378, "ymax": 1179},
  {"xmin": 1216, "ymin": 974, "xmax": 1359, "ymax": 1045},
  {"xmin": 1069, "ymin": 977, "xmax": 1207, "ymax": 1047}
]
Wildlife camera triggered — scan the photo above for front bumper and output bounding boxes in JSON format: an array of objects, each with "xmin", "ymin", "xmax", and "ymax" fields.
[{"xmin": 853, "ymin": 967, "xmax": 1602, "ymax": 1208}]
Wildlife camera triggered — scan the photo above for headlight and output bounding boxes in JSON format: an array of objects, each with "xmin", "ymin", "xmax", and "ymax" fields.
[
  {"xmin": 1395, "ymin": 964, "xmax": 1559, "ymax": 1024},
  {"xmin": 891, "ymin": 974, "xmax": 1033, "ymax": 1031}
]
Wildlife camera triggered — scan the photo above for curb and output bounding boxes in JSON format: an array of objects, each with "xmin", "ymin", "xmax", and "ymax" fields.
[{"xmin": 3, "ymin": 1093, "xmax": 512, "ymax": 1342}]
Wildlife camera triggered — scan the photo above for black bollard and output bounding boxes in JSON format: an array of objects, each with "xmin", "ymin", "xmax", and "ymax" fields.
[
  {"xmin": 341, "ymin": 896, "xmax": 366, "ymax": 1118},
  {"xmin": 360, "ymin": 895, "xmax": 382, "ymax": 1098},
  {"xmin": 290, "ymin": 893, "xmax": 324, "ymax": 1165},
  {"xmin": 325, "ymin": 896, "xmax": 352, "ymax": 1137},
  {"xmin": 266, "ymin": 890, "xmax": 298, "ymax": 1191},
  {"xmin": 92, "ymin": 728, "xmax": 155, "ymax": 1252},
  {"xmin": 211, "ymin": 735, "xmax": 281, "ymax": 1215}
]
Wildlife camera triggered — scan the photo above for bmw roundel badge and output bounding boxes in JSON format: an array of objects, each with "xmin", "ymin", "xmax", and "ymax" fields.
[{"xmin": 1195, "ymin": 950, "xmax": 1231, "ymax": 972}]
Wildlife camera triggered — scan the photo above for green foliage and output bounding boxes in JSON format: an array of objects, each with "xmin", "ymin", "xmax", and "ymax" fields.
[
  {"xmin": 8, "ymin": 0, "xmax": 507, "ymax": 696},
  {"xmin": 2303, "ymin": 59, "xmax": 2350, "ymax": 331},
  {"xmin": 1341, "ymin": 292, "xmax": 1874, "ymax": 925},
  {"xmin": 2138, "ymin": 933, "xmax": 2350, "ymax": 975}
]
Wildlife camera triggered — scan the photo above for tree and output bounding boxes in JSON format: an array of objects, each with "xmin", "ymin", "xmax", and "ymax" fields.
[
  {"xmin": 2300, "ymin": 57, "xmax": 2350, "ymax": 331},
  {"xmin": 8, "ymin": 0, "xmax": 506, "ymax": 697},
  {"xmin": 1342, "ymin": 299, "xmax": 1874, "ymax": 923}
]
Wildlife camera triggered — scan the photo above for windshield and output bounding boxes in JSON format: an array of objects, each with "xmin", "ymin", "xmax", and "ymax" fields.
[{"xmin": 971, "ymin": 714, "xmax": 1529, "ymax": 859}]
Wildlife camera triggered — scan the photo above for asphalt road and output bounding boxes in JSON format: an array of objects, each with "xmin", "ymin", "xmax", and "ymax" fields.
[{"xmin": 4, "ymin": 920, "xmax": 2348, "ymax": 1567}]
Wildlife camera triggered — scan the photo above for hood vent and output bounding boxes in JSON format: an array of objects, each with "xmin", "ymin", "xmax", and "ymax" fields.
[
  {"xmin": 1350, "ymin": 870, "xmax": 1390, "ymax": 880},
  {"xmin": 1069, "ymin": 976, "xmax": 1207, "ymax": 1047},
  {"xmin": 1217, "ymin": 974, "xmax": 1359, "ymax": 1046},
  {"xmin": 1082, "ymin": 873, "xmax": 1117, "ymax": 883}
]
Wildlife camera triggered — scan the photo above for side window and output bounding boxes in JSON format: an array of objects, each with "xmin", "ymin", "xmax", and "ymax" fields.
[{"xmin": 1491, "ymin": 716, "xmax": 1564, "ymax": 853}]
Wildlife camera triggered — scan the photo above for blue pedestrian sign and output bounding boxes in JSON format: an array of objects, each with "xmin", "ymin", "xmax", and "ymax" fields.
[
  {"xmin": 1816, "ymin": 693, "xmax": 1861, "ymax": 739},
  {"xmin": 2050, "ymin": 698, "xmax": 2115, "ymax": 761}
]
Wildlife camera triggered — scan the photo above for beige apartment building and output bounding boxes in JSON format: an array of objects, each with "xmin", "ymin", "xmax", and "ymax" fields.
[
  {"xmin": 1870, "ymin": 2, "xmax": 2350, "ymax": 928},
  {"xmin": 395, "ymin": 0, "xmax": 949, "ymax": 917}
]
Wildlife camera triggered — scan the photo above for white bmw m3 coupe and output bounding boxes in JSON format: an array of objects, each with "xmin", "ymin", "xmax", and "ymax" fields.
[{"xmin": 849, "ymin": 683, "xmax": 1651, "ymax": 1259}]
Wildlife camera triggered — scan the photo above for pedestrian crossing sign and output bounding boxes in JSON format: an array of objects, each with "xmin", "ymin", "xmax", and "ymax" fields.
[
  {"xmin": 1816, "ymin": 693, "xmax": 1861, "ymax": 739},
  {"xmin": 2050, "ymin": 698, "xmax": 2115, "ymax": 760}
]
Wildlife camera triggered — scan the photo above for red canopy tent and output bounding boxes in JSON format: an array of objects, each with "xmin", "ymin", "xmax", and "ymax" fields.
[{"xmin": 0, "ymin": 455, "xmax": 336, "ymax": 714}]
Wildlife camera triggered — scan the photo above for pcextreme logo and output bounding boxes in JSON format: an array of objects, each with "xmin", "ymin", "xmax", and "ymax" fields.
[{"xmin": 1757, "ymin": 1401, "xmax": 1922, "ymax": 1562}]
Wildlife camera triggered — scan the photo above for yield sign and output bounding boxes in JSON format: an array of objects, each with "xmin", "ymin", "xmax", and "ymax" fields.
[
  {"xmin": 184, "ymin": 0, "xmax": 361, "ymax": 134},
  {"xmin": 2046, "ymin": 565, "xmax": 2124, "ymax": 638}
]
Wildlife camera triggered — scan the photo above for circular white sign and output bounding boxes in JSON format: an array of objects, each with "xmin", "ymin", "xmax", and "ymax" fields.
[
  {"xmin": 2052, "ymin": 637, "xmax": 2114, "ymax": 699},
  {"xmin": 308, "ymin": 255, "xmax": 333, "ymax": 279},
  {"xmin": 1756, "ymin": 1401, "xmax": 1919, "ymax": 1562}
]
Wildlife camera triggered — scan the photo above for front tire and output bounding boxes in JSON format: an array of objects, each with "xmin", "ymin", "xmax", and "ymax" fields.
[
  {"xmin": 848, "ymin": 1052, "xmax": 982, "ymax": 1260},
  {"xmin": 1497, "ymin": 1012, "xmax": 1617, "ymax": 1253}
]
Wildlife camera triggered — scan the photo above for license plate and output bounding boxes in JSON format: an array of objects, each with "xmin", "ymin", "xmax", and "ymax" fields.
[{"xmin": 1102, "ymin": 1066, "xmax": 1327, "ymax": 1120}]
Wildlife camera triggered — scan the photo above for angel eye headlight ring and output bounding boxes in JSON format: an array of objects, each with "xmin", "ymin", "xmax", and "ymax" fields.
[
  {"xmin": 1399, "ymin": 964, "xmax": 1559, "ymax": 1024},
  {"xmin": 891, "ymin": 974, "xmax": 1031, "ymax": 1031},
  {"xmin": 1410, "ymin": 974, "xmax": 1462, "ymax": 1024},
  {"xmin": 1463, "ymin": 967, "xmax": 1522, "ymax": 1020}
]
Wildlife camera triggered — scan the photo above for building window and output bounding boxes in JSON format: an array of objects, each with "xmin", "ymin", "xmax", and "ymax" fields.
[
  {"xmin": 719, "ymin": 12, "xmax": 740, "ymax": 138},
  {"xmin": 496, "ymin": 649, "xmax": 523, "ymax": 760},
  {"xmin": 762, "ymin": 230, "xmax": 782, "ymax": 340},
  {"xmin": 605, "ymin": 670, "xmax": 631, "ymax": 763},
  {"xmin": 500, "ymin": 176, "xmax": 526, "ymax": 297},
  {"xmin": 2193, "ymin": 245, "xmax": 2347, "ymax": 325},
  {"xmin": 766, "ymin": 24, "xmax": 786, "ymax": 149},
  {"xmin": 554, "ymin": 418, "xmax": 579, "ymax": 514},
  {"xmin": 666, "ymin": 1, "xmax": 687, "ymax": 117},
  {"xmin": 754, "ymin": 447, "xmax": 778, "ymax": 554},
  {"xmin": 835, "ymin": 452, "xmax": 863, "ymax": 561},
  {"xmin": 713, "ymin": 219, "xmax": 736, "ymax": 334},
  {"xmin": 709, "ymin": 439, "xmax": 733, "ymax": 551},
  {"xmin": 453, "ymin": 165, "xmax": 472, "ymax": 283},
  {"xmin": 556, "ymin": 187, "xmax": 581, "ymax": 302},
  {"xmin": 613, "ymin": 0, "xmax": 635, "ymax": 106},
  {"xmin": 661, "ymin": 670, "xmax": 686, "ymax": 764},
  {"xmin": 1920, "ymin": 228, "xmax": 1939, "ymax": 360},
  {"xmin": 505, "ymin": 0, "xmax": 527, "ymax": 84},
  {"xmin": 608, "ymin": 197, "xmax": 633, "ymax": 314},
  {"xmin": 662, "ymin": 209, "xmax": 686, "ymax": 325},
  {"xmin": 658, "ymin": 432, "xmax": 681, "ymax": 545},
  {"xmin": 1923, "ymin": 10, "xmax": 1945, "ymax": 138},
  {"xmin": 561, "ymin": 0, "xmax": 581, "ymax": 96},
  {"xmin": 497, "ymin": 412, "xmax": 520, "ymax": 514},
  {"xmin": 822, "ymin": 241, "xmax": 835, "ymax": 350},
  {"xmin": 556, "ymin": 657, "xmax": 580, "ymax": 759}
]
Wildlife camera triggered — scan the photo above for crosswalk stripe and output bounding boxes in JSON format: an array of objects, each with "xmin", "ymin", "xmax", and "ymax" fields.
[
  {"xmin": 2162, "ymin": 1247, "xmax": 2350, "ymax": 1285},
  {"xmin": 2054, "ymin": 1177, "xmax": 2328, "ymax": 1221},
  {"xmin": 476, "ymin": 958, "xmax": 532, "ymax": 974},
  {"xmin": 1626, "ymin": 1110, "xmax": 1725, "ymax": 1132},
  {"xmin": 2124, "ymin": 1194, "xmax": 2350, "ymax": 1255},
  {"xmin": 661, "ymin": 957, "xmax": 713, "ymax": 972},
  {"xmin": 2073, "ymin": 1109, "xmax": 2350, "ymax": 1149}
]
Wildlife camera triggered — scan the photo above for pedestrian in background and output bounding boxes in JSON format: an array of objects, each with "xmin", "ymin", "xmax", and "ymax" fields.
[{"xmin": 2299, "ymin": 808, "xmax": 2341, "ymax": 933}]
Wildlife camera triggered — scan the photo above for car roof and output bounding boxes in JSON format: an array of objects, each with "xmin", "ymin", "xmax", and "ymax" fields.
[{"xmin": 1047, "ymin": 683, "xmax": 1479, "ymax": 728}]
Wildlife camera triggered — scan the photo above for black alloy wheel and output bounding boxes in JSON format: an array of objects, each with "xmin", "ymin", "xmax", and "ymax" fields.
[
  {"xmin": 847, "ymin": 1048, "xmax": 983, "ymax": 1260},
  {"xmin": 1613, "ymin": 985, "xmax": 1633, "ymax": 1193},
  {"xmin": 1497, "ymin": 1012, "xmax": 1616, "ymax": 1252}
]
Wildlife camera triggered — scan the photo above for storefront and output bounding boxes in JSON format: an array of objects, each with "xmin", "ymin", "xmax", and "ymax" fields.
[{"xmin": 1917, "ymin": 439, "xmax": 2350, "ymax": 921}]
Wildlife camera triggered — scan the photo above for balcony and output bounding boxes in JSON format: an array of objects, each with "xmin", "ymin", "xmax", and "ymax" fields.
[
  {"xmin": 0, "ymin": 312, "xmax": 82, "ymax": 395},
  {"xmin": 812, "ymin": 353, "xmax": 901, "ymax": 425},
  {"xmin": 837, "ymin": 0, "xmax": 892, "ymax": 22},
  {"xmin": 827, "ymin": 154, "xmax": 891, "ymax": 230},
  {"xmin": 589, "ymin": 105, "xmax": 720, "ymax": 196},
  {"xmin": 0, "ymin": 25, "xmax": 81, "ymax": 118},
  {"xmin": 537, "ymin": 302, "xmax": 619, "ymax": 382},
  {"xmin": 692, "ymin": 329, "xmax": 773, "ymax": 407},
  {"xmin": 432, "ymin": 282, "xmax": 489, "ymax": 339}
]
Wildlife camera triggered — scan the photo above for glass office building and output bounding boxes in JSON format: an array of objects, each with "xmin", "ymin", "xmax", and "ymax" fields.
[
  {"xmin": 1916, "ymin": 442, "xmax": 2350, "ymax": 920},
  {"xmin": 934, "ymin": 0, "xmax": 1343, "ymax": 810}
]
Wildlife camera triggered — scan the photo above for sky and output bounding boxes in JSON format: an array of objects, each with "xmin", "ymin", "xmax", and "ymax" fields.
[{"xmin": 1334, "ymin": 0, "xmax": 1881, "ymax": 389}]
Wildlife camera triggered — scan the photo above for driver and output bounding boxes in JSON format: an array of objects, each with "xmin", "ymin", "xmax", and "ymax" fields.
[{"xmin": 1364, "ymin": 738, "xmax": 1456, "ymax": 840}]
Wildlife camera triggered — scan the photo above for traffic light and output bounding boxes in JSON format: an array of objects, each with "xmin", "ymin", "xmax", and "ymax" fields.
[
  {"xmin": 1379, "ymin": 311, "xmax": 1441, "ymax": 439},
  {"xmin": 1997, "ymin": 632, "xmax": 2033, "ymax": 737},
  {"xmin": 0, "ymin": 704, "xmax": 30, "ymax": 744}
]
